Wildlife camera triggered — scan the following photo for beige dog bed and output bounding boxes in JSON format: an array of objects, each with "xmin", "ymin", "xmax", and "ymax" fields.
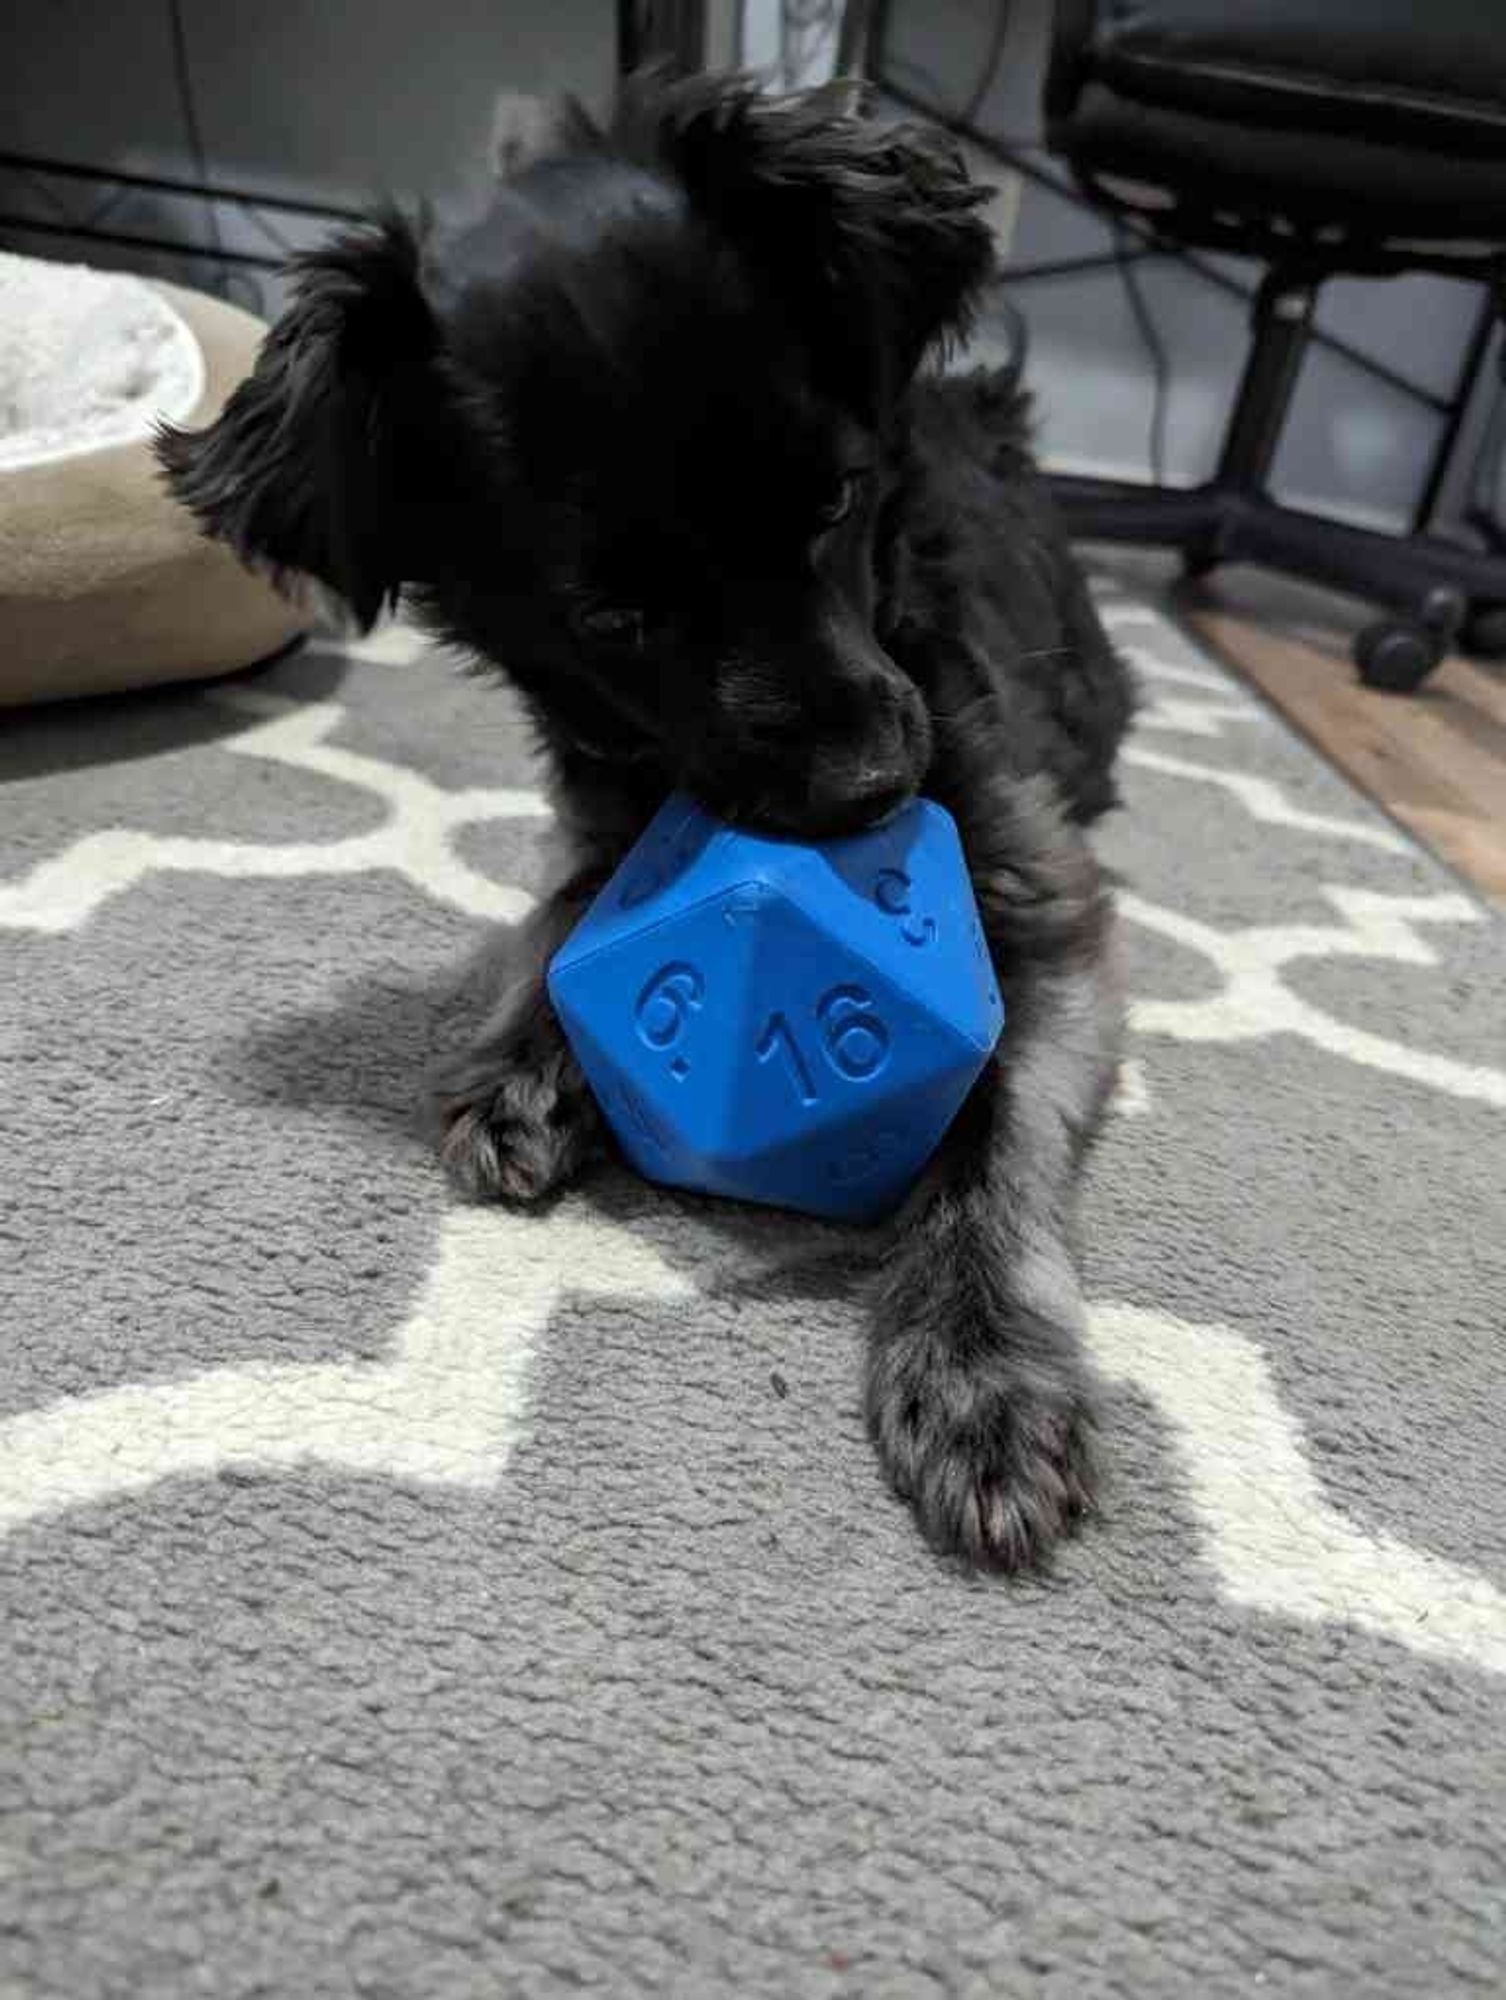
[{"xmin": 0, "ymin": 252, "xmax": 306, "ymax": 706}]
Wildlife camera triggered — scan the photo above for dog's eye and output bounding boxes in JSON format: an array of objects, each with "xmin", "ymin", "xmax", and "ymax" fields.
[
  {"xmin": 572, "ymin": 605, "xmax": 645, "ymax": 648},
  {"xmin": 816, "ymin": 470, "xmax": 868, "ymax": 532}
]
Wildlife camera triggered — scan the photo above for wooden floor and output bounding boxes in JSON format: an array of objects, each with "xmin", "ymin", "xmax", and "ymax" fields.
[{"xmin": 1172, "ymin": 570, "xmax": 1506, "ymax": 905}]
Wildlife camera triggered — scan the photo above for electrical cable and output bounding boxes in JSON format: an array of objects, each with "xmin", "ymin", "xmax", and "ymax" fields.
[
  {"xmin": 1466, "ymin": 365, "xmax": 1506, "ymax": 542},
  {"xmin": 165, "ymin": 0, "xmax": 226, "ymax": 291},
  {"xmin": 878, "ymin": 50, "xmax": 1046, "ymax": 152},
  {"xmin": 882, "ymin": 14, "xmax": 1476, "ymax": 495},
  {"xmin": 1111, "ymin": 217, "xmax": 1170, "ymax": 487},
  {"xmin": 242, "ymin": 203, "xmax": 296, "ymax": 258},
  {"xmin": 875, "ymin": 4, "xmax": 1172, "ymax": 482},
  {"xmin": 957, "ymin": 1, "xmax": 1012, "ymax": 129}
]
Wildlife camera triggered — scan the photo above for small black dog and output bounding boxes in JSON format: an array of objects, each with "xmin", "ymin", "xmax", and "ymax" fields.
[{"xmin": 159, "ymin": 72, "xmax": 1134, "ymax": 1571}]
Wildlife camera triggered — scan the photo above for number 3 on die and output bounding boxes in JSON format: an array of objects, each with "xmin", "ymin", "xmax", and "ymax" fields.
[{"xmin": 874, "ymin": 867, "xmax": 937, "ymax": 948}]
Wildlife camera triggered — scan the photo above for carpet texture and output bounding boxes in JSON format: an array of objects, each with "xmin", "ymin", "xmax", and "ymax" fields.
[{"xmin": 3, "ymin": 590, "xmax": 1504, "ymax": 1998}]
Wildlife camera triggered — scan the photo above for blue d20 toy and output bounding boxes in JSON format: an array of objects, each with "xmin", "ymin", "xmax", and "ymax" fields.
[{"xmin": 547, "ymin": 794, "xmax": 1004, "ymax": 1223}]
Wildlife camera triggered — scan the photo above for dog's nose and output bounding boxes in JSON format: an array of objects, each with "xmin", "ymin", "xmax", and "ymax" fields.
[
  {"xmin": 802, "ymin": 765, "xmax": 917, "ymax": 836},
  {"xmin": 798, "ymin": 684, "xmax": 931, "ymax": 834}
]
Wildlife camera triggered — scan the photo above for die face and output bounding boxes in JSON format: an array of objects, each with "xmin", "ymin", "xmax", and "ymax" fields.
[
  {"xmin": 719, "ymin": 1045, "xmax": 990, "ymax": 1221},
  {"xmin": 551, "ymin": 795, "xmax": 745, "ymax": 973},
  {"xmin": 548, "ymin": 792, "xmax": 1004, "ymax": 1224},
  {"xmin": 548, "ymin": 883, "xmax": 766, "ymax": 1164},
  {"xmin": 550, "ymin": 881, "xmax": 994, "ymax": 1223},
  {"xmin": 546, "ymin": 1000, "xmax": 703, "ymax": 1193},
  {"xmin": 794, "ymin": 800, "xmax": 1003, "ymax": 1057},
  {"xmin": 711, "ymin": 892, "xmax": 983, "ymax": 1167},
  {"xmin": 555, "ymin": 794, "xmax": 1002, "ymax": 1061}
]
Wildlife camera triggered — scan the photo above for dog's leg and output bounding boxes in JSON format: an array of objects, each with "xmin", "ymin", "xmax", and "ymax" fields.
[
  {"xmin": 438, "ymin": 864, "xmax": 609, "ymax": 1204},
  {"xmin": 866, "ymin": 774, "xmax": 1122, "ymax": 1570}
]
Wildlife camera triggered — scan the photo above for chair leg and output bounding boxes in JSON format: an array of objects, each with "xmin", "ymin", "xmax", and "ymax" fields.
[
  {"xmin": 1044, "ymin": 258, "xmax": 1506, "ymax": 689},
  {"xmin": 1046, "ymin": 264, "xmax": 1322, "ymax": 562},
  {"xmin": 1044, "ymin": 477, "xmax": 1224, "ymax": 551},
  {"xmin": 1215, "ymin": 270, "xmax": 1316, "ymax": 492}
]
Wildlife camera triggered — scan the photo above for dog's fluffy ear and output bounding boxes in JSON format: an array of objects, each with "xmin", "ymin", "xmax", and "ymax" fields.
[
  {"xmin": 630, "ymin": 74, "xmax": 995, "ymax": 409},
  {"xmin": 155, "ymin": 214, "xmax": 435, "ymax": 630}
]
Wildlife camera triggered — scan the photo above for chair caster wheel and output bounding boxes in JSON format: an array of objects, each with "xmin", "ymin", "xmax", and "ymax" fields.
[
  {"xmin": 1354, "ymin": 619, "xmax": 1443, "ymax": 692},
  {"xmin": 1462, "ymin": 603, "xmax": 1506, "ymax": 658}
]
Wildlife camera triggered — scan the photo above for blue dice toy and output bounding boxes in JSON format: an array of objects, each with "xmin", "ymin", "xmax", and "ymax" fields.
[{"xmin": 547, "ymin": 794, "xmax": 1004, "ymax": 1223}]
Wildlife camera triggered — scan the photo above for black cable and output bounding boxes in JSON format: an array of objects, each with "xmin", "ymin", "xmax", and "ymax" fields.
[
  {"xmin": 17, "ymin": 165, "xmax": 75, "ymax": 224},
  {"xmin": 989, "ymin": 291, "xmax": 1030, "ymax": 386},
  {"xmin": 165, "ymin": 0, "xmax": 226, "ymax": 290},
  {"xmin": 0, "ymin": 210, "xmax": 282, "ymax": 269},
  {"xmin": 1468, "ymin": 297, "xmax": 1506, "ymax": 537},
  {"xmin": 875, "ymin": 9, "xmax": 1178, "ymax": 488},
  {"xmin": 880, "ymin": 51, "xmax": 955, "ymax": 104},
  {"xmin": 835, "ymin": 0, "xmax": 875, "ymax": 75},
  {"xmin": 0, "ymin": 152, "xmax": 366, "ymax": 223},
  {"xmin": 241, "ymin": 203, "xmax": 296, "ymax": 258},
  {"xmin": 222, "ymin": 268, "xmax": 269, "ymax": 314},
  {"xmin": 1111, "ymin": 216, "xmax": 1170, "ymax": 487},
  {"xmin": 878, "ymin": 51, "xmax": 1046, "ymax": 152},
  {"xmin": 880, "ymin": 82, "xmax": 1456, "ymax": 417},
  {"xmin": 1467, "ymin": 354, "xmax": 1506, "ymax": 538},
  {"xmin": 957, "ymin": 1, "xmax": 1012, "ymax": 129}
]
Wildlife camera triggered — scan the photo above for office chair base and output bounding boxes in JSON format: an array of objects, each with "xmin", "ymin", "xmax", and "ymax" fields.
[{"xmin": 1048, "ymin": 476, "xmax": 1504, "ymax": 688}]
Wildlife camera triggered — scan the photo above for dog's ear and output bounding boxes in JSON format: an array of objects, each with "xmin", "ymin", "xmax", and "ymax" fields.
[
  {"xmin": 633, "ymin": 75, "xmax": 995, "ymax": 411},
  {"xmin": 155, "ymin": 214, "xmax": 435, "ymax": 630}
]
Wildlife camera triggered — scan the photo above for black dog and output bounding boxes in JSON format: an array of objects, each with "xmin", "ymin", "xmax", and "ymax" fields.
[{"xmin": 158, "ymin": 73, "xmax": 1134, "ymax": 1571}]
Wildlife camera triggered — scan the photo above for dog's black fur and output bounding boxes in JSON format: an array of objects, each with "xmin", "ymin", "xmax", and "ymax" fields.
[{"xmin": 158, "ymin": 72, "xmax": 1135, "ymax": 1572}]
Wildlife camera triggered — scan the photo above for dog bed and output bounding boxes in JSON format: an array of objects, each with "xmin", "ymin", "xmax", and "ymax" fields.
[{"xmin": 0, "ymin": 251, "xmax": 306, "ymax": 706}]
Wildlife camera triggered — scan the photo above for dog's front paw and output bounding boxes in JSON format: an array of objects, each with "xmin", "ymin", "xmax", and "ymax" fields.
[
  {"xmin": 866, "ymin": 1327, "xmax": 1098, "ymax": 1573},
  {"xmin": 438, "ymin": 1039, "xmax": 600, "ymax": 1205}
]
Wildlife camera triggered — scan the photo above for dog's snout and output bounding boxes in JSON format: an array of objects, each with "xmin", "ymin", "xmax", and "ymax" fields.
[
  {"xmin": 798, "ymin": 679, "xmax": 931, "ymax": 835},
  {"xmin": 813, "ymin": 769, "xmax": 914, "ymax": 831},
  {"xmin": 689, "ymin": 609, "xmax": 933, "ymax": 837}
]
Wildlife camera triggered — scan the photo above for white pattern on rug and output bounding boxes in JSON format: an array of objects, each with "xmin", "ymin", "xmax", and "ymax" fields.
[
  {"xmin": 1126, "ymin": 885, "xmax": 1506, "ymax": 1107},
  {"xmin": 1120, "ymin": 745, "xmax": 1411, "ymax": 853},
  {"xmin": 0, "ymin": 1205, "xmax": 692, "ymax": 1530},
  {"xmin": 3, "ymin": 1201, "xmax": 1503, "ymax": 1678},
  {"xmin": 1133, "ymin": 689, "xmax": 1269, "ymax": 738},
  {"xmin": 0, "ymin": 686, "xmax": 549, "ymax": 934},
  {"xmin": 1109, "ymin": 1056, "xmax": 1152, "ymax": 1117},
  {"xmin": 1101, "ymin": 613, "xmax": 1412, "ymax": 851},
  {"xmin": 4, "ymin": 608, "xmax": 1503, "ymax": 1681},
  {"xmin": 1089, "ymin": 1304, "xmax": 1506, "ymax": 1678}
]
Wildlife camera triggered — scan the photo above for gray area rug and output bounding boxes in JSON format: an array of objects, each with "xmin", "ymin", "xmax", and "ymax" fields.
[{"xmin": 3, "ymin": 589, "xmax": 1504, "ymax": 1998}]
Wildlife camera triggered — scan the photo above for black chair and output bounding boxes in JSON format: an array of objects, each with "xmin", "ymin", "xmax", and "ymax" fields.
[{"xmin": 1042, "ymin": 0, "xmax": 1506, "ymax": 690}]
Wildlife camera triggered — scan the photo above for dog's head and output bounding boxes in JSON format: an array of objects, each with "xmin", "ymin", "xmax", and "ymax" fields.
[{"xmin": 158, "ymin": 74, "xmax": 994, "ymax": 836}]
